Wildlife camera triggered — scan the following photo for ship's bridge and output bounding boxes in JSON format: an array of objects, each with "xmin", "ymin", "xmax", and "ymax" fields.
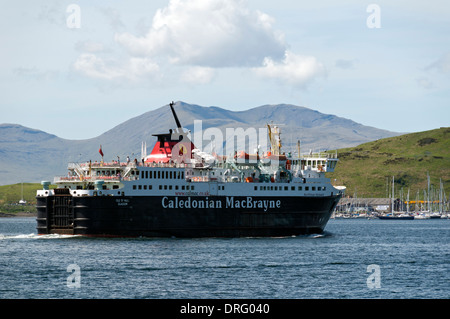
[{"xmin": 289, "ymin": 152, "xmax": 338, "ymax": 173}]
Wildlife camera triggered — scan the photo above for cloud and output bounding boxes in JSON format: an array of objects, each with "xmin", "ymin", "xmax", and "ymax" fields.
[
  {"xmin": 13, "ymin": 67, "xmax": 59, "ymax": 81},
  {"xmin": 335, "ymin": 59, "xmax": 357, "ymax": 70},
  {"xmin": 416, "ymin": 76, "xmax": 435, "ymax": 89},
  {"xmin": 254, "ymin": 51, "xmax": 326, "ymax": 88},
  {"xmin": 416, "ymin": 52, "xmax": 450, "ymax": 90},
  {"xmin": 180, "ymin": 66, "xmax": 216, "ymax": 84},
  {"xmin": 114, "ymin": 0, "xmax": 286, "ymax": 67},
  {"xmin": 426, "ymin": 52, "xmax": 450, "ymax": 74},
  {"xmin": 37, "ymin": 2, "xmax": 66, "ymax": 27},
  {"xmin": 99, "ymin": 7, "xmax": 126, "ymax": 31},
  {"xmin": 73, "ymin": 54, "xmax": 159, "ymax": 81},
  {"xmin": 72, "ymin": 0, "xmax": 325, "ymax": 89},
  {"xmin": 74, "ymin": 41, "xmax": 107, "ymax": 53}
]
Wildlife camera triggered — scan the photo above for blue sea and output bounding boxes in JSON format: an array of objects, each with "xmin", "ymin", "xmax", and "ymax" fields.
[{"xmin": 0, "ymin": 217, "xmax": 448, "ymax": 300}]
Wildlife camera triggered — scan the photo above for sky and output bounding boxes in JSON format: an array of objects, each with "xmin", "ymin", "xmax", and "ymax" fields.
[{"xmin": 1, "ymin": 0, "xmax": 449, "ymax": 140}]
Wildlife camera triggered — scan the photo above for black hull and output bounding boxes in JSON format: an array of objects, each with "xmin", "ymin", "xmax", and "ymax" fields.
[
  {"xmin": 36, "ymin": 194, "xmax": 341, "ymax": 237},
  {"xmin": 378, "ymin": 216, "xmax": 414, "ymax": 220}
]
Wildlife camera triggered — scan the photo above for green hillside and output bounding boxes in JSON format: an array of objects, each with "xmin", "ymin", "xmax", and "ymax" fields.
[
  {"xmin": 0, "ymin": 183, "xmax": 49, "ymax": 215},
  {"xmin": 327, "ymin": 127, "xmax": 450, "ymax": 198}
]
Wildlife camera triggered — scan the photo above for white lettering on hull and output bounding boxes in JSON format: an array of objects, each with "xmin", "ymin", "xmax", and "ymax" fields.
[{"xmin": 162, "ymin": 196, "xmax": 281, "ymax": 211}]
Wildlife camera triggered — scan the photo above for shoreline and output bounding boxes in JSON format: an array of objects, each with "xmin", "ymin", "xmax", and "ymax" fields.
[{"xmin": 0, "ymin": 212, "xmax": 37, "ymax": 218}]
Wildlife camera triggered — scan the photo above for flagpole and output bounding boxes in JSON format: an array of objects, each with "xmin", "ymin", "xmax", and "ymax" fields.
[{"xmin": 99, "ymin": 145, "xmax": 104, "ymax": 164}]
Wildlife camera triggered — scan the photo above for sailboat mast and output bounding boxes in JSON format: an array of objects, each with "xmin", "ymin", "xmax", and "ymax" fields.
[
  {"xmin": 407, "ymin": 189, "xmax": 410, "ymax": 213},
  {"xmin": 391, "ymin": 176, "xmax": 394, "ymax": 214},
  {"xmin": 427, "ymin": 172, "xmax": 431, "ymax": 213}
]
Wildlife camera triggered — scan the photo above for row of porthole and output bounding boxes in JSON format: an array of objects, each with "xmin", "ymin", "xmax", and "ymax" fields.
[
  {"xmin": 132, "ymin": 184, "xmax": 195, "ymax": 191},
  {"xmin": 254, "ymin": 185, "xmax": 327, "ymax": 191}
]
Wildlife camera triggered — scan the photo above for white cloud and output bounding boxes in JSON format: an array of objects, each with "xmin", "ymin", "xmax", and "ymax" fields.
[
  {"xmin": 426, "ymin": 52, "xmax": 450, "ymax": 74},
  {"xmin": 72, "ymin": 0, "xmax": 325, "ymax": 89},
  {"xmin": 13, "ymin": 67, "xmax": 59, "ymax": 81},
  {"xmin": 73, "ymin": 53, "xmax": 159, "ymax": 81},
  {"xmin": 115, "ymin": 0, "xmax": 286, "ymax": 67},
  {"xmin": 74, "ymin": 41, "xmax": 107, "ymax": 53},
  {"xmin": 254, "ymin": 51, "xmax": 326, "ymax": 88},
  {"xmin": 335, "ymin": 59, "xmax": 357, "ymax": 70},
  {"xmin": 180, "ymin": 66, "xmax": 216, "ymax": 84},
  {"xmin": 416, "ymin": 76, "xmax": 435, "ymax": 89},
  {"xmin": 99, "ymin": 7, "xmax": 126, "ymax": 31}
]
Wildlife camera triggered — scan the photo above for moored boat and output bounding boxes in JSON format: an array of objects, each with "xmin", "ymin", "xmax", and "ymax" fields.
[{"xmin": 378, "ymin": 213, "xmax": 414, "ymax": 220}]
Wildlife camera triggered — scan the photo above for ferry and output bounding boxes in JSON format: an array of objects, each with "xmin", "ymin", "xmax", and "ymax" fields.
[{"xmin": 36, "ymin": 102, "xmax": 345, "ymax": 237}]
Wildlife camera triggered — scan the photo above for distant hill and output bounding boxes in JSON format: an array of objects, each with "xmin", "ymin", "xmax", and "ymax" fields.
[
  {"xmin": 0, "ymin": 101, "xmax": 400, "ymax": 185},
  {"xmin": 327, "ymin": 127, "xmax": 450, "ymax": 198},
  {"xmin": 0, "ymin": 124, "xmax": 98, "ymax": 186}
]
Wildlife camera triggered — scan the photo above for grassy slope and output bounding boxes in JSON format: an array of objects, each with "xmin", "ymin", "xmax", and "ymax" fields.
[
  {"xmin": 327, "ymin": 127, "xmax": 450, "ymax": 198},
  {"xmin": 0, "ymin": 183, "xmax": 48, "ymax": 214}
]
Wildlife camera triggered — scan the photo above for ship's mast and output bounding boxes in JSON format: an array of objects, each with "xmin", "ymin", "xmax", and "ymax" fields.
[
  {"xmin": 170, "ymin": 101, "xmax": 182, "ymax": 130},
  {"xmin": 267, "ymin": 123, "xmax": 282, "ymax": 155}
]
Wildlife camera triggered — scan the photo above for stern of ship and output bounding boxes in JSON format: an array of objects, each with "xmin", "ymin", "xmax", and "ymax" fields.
[{"xmin": 36, "ymin": 186, "xmax": 74, "ymax": 235}]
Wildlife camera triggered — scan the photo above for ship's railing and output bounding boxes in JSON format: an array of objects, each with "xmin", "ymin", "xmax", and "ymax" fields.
[
  {"xmin": 69, "ymin": 161, "xmax": 192, "ymax": 169},
  {"xmin": 70, "ymin": 162, "xmax": 132, "ymax": 168},
  {"xmin": 297, "ymin": 152, "xmax": 338, "ymax": 159},
  {"xmin": 188, "ymin": 176, "xmax": 211, "ymax": 182},
  {"xmin": 54, "ymin": 175, "xmax": 138, "ymax": 183},
  {"xmin": 68, "ymin": 151, "xmax": 338, "ymax": 170}
]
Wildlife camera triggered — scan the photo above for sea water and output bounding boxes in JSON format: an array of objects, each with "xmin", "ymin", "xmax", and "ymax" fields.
[{"xmin": 0, "ymin": 217, "xmax": 448, "ymax": 299}]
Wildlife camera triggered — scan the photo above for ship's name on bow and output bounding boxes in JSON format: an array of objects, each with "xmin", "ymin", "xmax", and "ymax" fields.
[{"xmin": 162, "ymin": 196, "xmax": 280, "ymax": 211}]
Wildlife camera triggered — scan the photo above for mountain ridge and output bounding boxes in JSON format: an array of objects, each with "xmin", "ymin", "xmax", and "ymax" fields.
[{"xmin": 0, "ymin": 101, "xmax": 401, "ymax": 185}]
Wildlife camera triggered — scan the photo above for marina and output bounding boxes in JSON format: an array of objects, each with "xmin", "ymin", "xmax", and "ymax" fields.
[{"xmin": 334, "ymin": 174, "xmax": 449, "ymax": 220}]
